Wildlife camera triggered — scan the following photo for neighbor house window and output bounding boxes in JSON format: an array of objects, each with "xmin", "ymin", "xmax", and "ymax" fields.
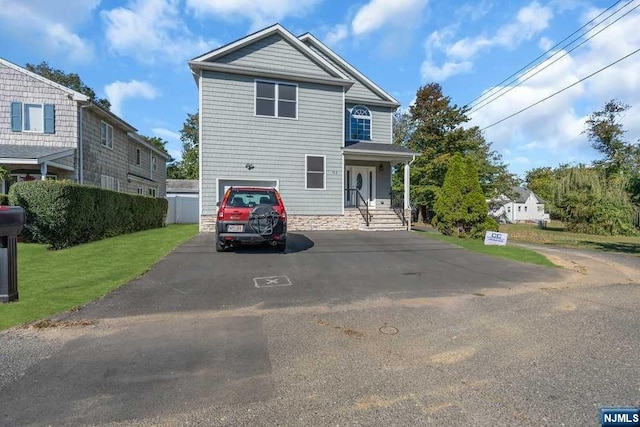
[
  {"xmin": 518, "ymin": 206, "xmax": 522, "ymax": 212},
  {"xmin": 136, "ymin": 148, "xmax": 141, "ymax": 165},
  {"xmin": 101, "ymin": 121, "xmax": 113, "ymax": 149},
  {"xmin": 152, "ymin": 155, "xmax": 157, "ymax": 172},
  {"xmin": 148, "ymin": 188, "xmax": 157, "ymax": 197},
  {"xmin": 137, "ymin": 187, "xmax": 144, "ymax": 195},
  {"xmin": 305, "ymin": 155, "xmax": 325, "ymax": 190},
  {"xmin": 10, "ymin": 102, "xmax": 55, "ymax": 133},
  {"xmin": 255, "ymin": 81, "xmax": 297, "ymax": 118},
  {"xmin": 525, "ymin": 206, "xmax": 528, "ymax": 212},
  {"xmin": 100, "ymin": 175, "xmax": 116, "ymax": 191},
  {"xmin": 538, "ymin": 206, "xmax": 543, "ymax": 212},
  {"xmin": 350, "ymin": 105, "xmax": 371, "ymax": 140}
]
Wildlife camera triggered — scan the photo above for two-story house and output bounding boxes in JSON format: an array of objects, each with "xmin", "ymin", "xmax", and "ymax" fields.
[
  {"xmin": 489, "ymin": 186, "xmax": 549, "ymax": 223},
  {"xmin": 0, "ymin": 58, "xmax": 168, "ymax": 197},
  {"xmin": 189, "ymin": 24, "xmax": 417, "ymax": 232}
]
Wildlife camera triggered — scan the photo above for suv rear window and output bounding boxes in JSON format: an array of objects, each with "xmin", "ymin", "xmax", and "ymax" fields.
[{"xmin": 227, "ymin": 190, "xmax": 278, "ymax": 207}]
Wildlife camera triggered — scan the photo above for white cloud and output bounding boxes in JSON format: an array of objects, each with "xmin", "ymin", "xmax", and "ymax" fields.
[
  {"xmin": 102, "ymin": 0, "xmax": 216, "ymax": 64},
  {"xmin": 186, "ymin": 0, "xmax": 321, "ymax": 31},
  {"xmin": 152, "ymin": 127, "xmax": 181, "ymax": 142},
  {"xmin": 351, "ymin": 0, "xmax": 429, "ymax": 36},
  {"xmin": 324, "ymin": 24, "xmax": 349, "ymax": 46},
  {"xmin": 422, "ymin": 1, "xmax": 553, "ymax": 81},
  {"xmin": 0, "ymin": 0, "xmax": 97, "ymax": 62},
  {"xmin": 512, "ymin": 157, "xmax": 532, "ymax": 164},
  {"xmin": 469, "ymin": 6, "xmax": 640, "ymax": 172},
  {"xmin": 538, "ymin": 36, "xmax": 554, "ymax": 50},
  {"xmin": 104, "ymin": 80, "xmax": 160, "ymax": 116}
]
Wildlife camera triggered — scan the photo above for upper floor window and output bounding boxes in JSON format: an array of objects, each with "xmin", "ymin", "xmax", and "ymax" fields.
[
  {"xmin": 101, "ymin": 121, "xmax": 113, "ymax": 149},
  {"xmin": 136, "ymin": 148, "xmax": 141, "ymax": 165},
  {"xmin": 151, "ymin": 155, "xmax": 157, "ymax": 172},
  {"xmin": 255, "ymin": 81, "xmax": 297, "ymax": 119},
  {"xmin": 10, "ymin": 102, "xmax": 55, "ymax": 134},
  {"xmin": 350, "ymin": 105, "xmax": 371, "ymax": 141}
]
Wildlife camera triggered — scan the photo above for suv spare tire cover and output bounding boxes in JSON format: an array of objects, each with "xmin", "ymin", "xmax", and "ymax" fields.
[{"xmin": 249, "ymin": 205, "xmax": 279, "ymax": 235}]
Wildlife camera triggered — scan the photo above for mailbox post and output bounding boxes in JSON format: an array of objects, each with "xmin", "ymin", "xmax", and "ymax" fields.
[{"xmin": 0, "ymin": 206, "xmax": 25, "ymax": 303}]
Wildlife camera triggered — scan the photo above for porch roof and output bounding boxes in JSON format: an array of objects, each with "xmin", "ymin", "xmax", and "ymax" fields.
[
  {"xmin": 0, "ymin": 145, "xmax": 75, "ymax": 165},
  {"xmin": 343, "ymin": 142, "xmax": 418, "ymax": 163}
]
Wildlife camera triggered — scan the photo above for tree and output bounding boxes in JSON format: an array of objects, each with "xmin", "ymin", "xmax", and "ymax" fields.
[
  {"xmin": 179, "ymin": 112, "xmax": 199, "ymax": 180},
  {"xmin": 585, "ymin": 100, "xmax": 638, "ymax": 177},
  {"xmin": 26, "ymin": 62, "xmax": 111, "ymax": 110},
  {"xmin": 433, "ymin": 153, "xmax": 497, "ymax": 238},
  {"xmin": 393, "ymin": 83, "xmax": 517, "ymax": 222},
  {"xmin": 139, "ymin": 135, "xmax": 170, "ymax": 154}
]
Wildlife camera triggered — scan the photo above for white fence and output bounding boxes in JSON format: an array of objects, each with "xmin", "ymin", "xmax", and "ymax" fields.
[{"xmin": 166, "ymin": 195, "xmax": 199, "ymax": 224}]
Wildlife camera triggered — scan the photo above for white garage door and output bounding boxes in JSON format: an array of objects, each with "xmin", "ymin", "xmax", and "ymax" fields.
[{"xmin": 217, "ymin": 179, "xmax": 279, "ymax": 202}]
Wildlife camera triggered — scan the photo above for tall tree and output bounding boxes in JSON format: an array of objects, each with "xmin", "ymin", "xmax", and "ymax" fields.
[
  {"xmin": 179, "ymin": 112, "xmax": 199, "ymax": 180},
  {"xmin": 139, "ymin": 135, "xmax": 170, "ymax": 155},
  {"xmin": 26, "ymin": 62, "xmax": 111, "ymax": 110}
]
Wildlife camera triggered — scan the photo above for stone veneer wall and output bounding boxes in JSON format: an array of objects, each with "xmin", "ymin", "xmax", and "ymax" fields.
[{"xmin": 199, "ymin": 210, "xmax": 363, "ymax": 233}]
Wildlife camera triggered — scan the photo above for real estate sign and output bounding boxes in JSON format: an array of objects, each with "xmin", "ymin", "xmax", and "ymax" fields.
[{"xmin": 484, "ymin": 231, "xmax": 508, "ymax": 246}]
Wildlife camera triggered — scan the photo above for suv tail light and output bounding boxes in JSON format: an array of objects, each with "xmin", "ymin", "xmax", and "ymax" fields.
[{"xmin": 217, "ymin": 208, "xmax": 225, "ymax": 220}]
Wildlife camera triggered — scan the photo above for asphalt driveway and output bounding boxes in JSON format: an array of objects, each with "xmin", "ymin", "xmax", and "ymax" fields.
[{"xmin": 2, "ymin": 231, "xmax": 638, "ymax": 426}]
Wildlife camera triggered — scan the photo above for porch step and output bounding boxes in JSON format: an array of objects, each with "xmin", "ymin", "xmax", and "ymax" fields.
[{"xmin": 359, "ymin": 209, "xmax": 407, "ymax": 231}]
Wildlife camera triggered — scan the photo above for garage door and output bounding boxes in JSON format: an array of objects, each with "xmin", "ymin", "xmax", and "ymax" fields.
[{"xmin": 217, "ymin": 179, "xmax": 279, "ymax": 202}]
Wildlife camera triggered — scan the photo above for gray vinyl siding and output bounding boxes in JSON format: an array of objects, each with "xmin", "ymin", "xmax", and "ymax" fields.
[
  {"xmin": 200, "ymin": 71, "xmax": 343, "ymax": 216},
  {"xmin": 0, "ymin": 61, "xmax": 78, "ymax": 148},
  {"xmin": 346, "ymin": 103, "xmax": 392, "ymax": 144},
  {"xmin": 217, "ymin": 34, "xmax": 332, "ymax": 78},
  {"xmin": 304, "ymin": 42, "xmax": 387, "ymax": 103}
]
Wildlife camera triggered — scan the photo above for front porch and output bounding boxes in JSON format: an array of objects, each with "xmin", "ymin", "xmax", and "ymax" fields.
[{"xmin": 0, "ymin": 145, "xmax": 76, "ymax": 193}]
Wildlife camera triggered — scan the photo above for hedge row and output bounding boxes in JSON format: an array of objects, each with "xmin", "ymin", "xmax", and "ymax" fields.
[
  {"xmin": 0, "ymin": 194, "xmax": 8, "ymax": 206},
  {"xmin": 9, "ymin": 180, "xmax": 168, "ymax": 249}
]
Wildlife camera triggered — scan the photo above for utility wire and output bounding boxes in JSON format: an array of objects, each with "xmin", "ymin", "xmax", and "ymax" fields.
[
  {"xmin": 469, "ymin": 0, "xmax": 640, "ymax": 114},
  {"xmin": 465, "ymin": 0, "xmax": 628, "ymax": 110},
  {"xmin": 480, "ymin": 46, "xmax": 640, "ymax": 131}
]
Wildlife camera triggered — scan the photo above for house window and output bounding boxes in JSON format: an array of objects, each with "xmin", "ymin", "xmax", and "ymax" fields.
[
  {"xmin": 137, "ymin": 187, "xmax": 144, "ymax": 195},
  {"xmin": 100, "ymin": 175, "xmax": 116, "ymax": 191},
  {"xmin": 136, "ymin": 148, "xmax": 141, "ymax": 165},
  {"xmin": 148, "ymin": 188, "xmax": 157, "ymax": 197},
  {"xmin": 305, "ymin": 155, "xmax": 325, "ymax": 190},
  {"xmin": 255, "ymin": 81, "xmax": 297, "ymax": 118},
  {"xmin": 101, "ymin": 121, "xmax": 113, "ymax": 149},
  {"xmin": 350, "ymin": 105, "xmax": 371, "ymax": 141},
  {"xmin": 152, "ymin": 155, "xmax": 157, "ymax": 172},
  {"xmin": 507, "ymin": 207, "xmax": 511, "ymax": 213},
  {"xmin": 524, "ymin": 206, "xmax": 528, "ymax": 212},
  {"xmin": 518, "ymin": 206, "xmax": 521, "ymax": 212},
  {"xmin": 538, "ymin": 206, "xmax": 543, "ymax": 212},
  {"xmin": 10, "ymin": 102, "xmax": 55, "ymax": 133}
]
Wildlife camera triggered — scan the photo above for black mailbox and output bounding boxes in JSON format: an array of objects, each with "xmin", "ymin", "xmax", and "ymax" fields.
[{"xmin": 0, "ymin": 206, "xmax": 25, "ymax": 303}]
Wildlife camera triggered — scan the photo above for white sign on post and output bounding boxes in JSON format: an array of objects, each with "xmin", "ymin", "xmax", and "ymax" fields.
[{"xmin": 484, "ymin": 231, "xmax": 508, "ymax": 246}]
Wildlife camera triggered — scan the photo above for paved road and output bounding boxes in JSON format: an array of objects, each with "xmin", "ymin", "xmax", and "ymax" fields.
[{"xmin": 1, "ymin": 231, "xmax": 638, "ymax": 426}]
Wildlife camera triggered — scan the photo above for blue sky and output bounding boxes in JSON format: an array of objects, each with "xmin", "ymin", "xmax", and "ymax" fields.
[{"xmin": 1, "ymin": 0, "xmax": 639, "ymax": 178}]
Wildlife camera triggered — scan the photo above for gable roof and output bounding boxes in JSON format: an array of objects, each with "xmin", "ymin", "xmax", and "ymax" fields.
[
  {"xmin": 512, "ymin": 186, "xmax": 544, "ymax": 204},
  {"xmin": 190, "ymin": 24, "xmax": 349, "ymax": 81},
  {"xmin": 298, "ymin": 33, "xmax": 400, "ymax": 107},
  {"xmin": 0, "ymin": 57, "xmax": 89, "ymax": 102}
]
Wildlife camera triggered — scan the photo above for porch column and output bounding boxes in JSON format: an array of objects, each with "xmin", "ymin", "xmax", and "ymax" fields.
[
  {"xmin": 403, "ymin": 160, "xmax": 410, "ymax": 209},
  {"xmin": 40, "ymin": 162, "xmax": 48, "ymax": 180}
]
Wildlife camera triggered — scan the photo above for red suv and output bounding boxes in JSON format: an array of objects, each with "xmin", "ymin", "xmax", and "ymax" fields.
[{"xmin": 215, "ymin": 187, "xmax": 287, "ymax": 252}]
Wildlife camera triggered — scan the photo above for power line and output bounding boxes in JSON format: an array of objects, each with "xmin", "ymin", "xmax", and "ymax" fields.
[
  {"xmin": 469, "ymin": 1, "xmax": 640, "ymax": 114},
  {"xmin": 480, "ymin": 46, "xmax": 640, "ymax": 131},
  {"xmin": 466, "ymin": 0, "xmax": 626, "ymax": 109}
]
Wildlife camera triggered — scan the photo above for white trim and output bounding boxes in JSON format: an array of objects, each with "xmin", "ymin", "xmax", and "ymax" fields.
[
  {"xmin": 215, "ymin": 178, "xmax": 280, "ymax": 204},
  {"xmin": 348, "ymin": 105, "xmax": 372, "ymax": 142},
  {"xmin": 304, "ymin": 154, "xmax": 326, "ymax": 190},
  {"xmin": 100, "ymin": 121, "xmax": 114, "ymax": 149},
  {"xmin": 48, "ymin": 160, "xmax": 75, "ymax": 172},
  {"xmin": 190, "ymin": 61, "xmax": 354, "ymax": 88},
  {"xmin": 346, "ymin": 165, "xmax": 376, "ymax": 208},
  {"xmin": 343, "ymin": 148, "xmax": 417, "ymax": 158},
  {"xmin": 191, "ymin": 24, "xmax": 349, "ymax": 80},
  {"xmin": 298, "ymin": 33, "xmax": 400, "ymax": 106},
  {"xmin": 254, "ymin": 79, "xmax": 298, "ymax": 120},
  {"xmin": 0, "ymin": 58, "xmax": 89, "ymax": 102},
  {"xmin": 21, "ymin": 103, "xmax": 44, "ymax": 132},
  {"xmin": 198, "ymin": 70, "xmax": 203, "ymax": 224},
  {"xmin": 341, "ymin": 87, "xmax": 345, "ymax": 214}
]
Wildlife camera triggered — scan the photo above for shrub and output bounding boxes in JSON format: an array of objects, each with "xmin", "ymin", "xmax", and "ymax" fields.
[
  {"xmin": 0, "ymin": 194, "xmax": 8, "ymax": 206},
  {"xmin": 9, "ymin": 180, "xmax": 167, "ymax": 249}
]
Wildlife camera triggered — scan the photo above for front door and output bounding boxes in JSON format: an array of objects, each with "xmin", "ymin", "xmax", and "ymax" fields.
[{"xmin": 350, "ymin": 166, "xmax": 376, "ymax": 208}]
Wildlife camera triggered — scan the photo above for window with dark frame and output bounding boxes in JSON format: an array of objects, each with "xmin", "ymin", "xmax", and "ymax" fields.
[
  {"xmin": 256, "ymin": 81, "xmax": 297, "ymax": 118},
  {"xmin": 306, "ymin": 156, "xmax": 325, "ymax": 190},
  {"xmin": 136, "ymin": 148, "xmax": 141, "ymax": 165}
]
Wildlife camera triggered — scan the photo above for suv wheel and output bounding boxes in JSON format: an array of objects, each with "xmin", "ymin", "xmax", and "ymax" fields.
[
  {"xmin": 276, "ymin": 241, "xmax": 286, "ymax": 252},
  {"xmin": 215, "ymin": 239, "xmax": 226, "ymax": 252}
]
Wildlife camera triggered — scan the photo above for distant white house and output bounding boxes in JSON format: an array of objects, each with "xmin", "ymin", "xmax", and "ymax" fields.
[{"xmin": 489, "ymin": 186, "xmax": 549, "ymax": 223}]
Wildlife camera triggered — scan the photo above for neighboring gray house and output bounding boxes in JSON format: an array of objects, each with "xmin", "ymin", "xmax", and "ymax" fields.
[
  {"xmin": 0, "ymin": 57, "xmax": 168, "ymax": 197},
  {"xmin": 489, "ymin": 187, "xmax": 549, "ymax": 223},
  {"xmin": 188, "ymin": 24, "xmax": 417, "ymax": 232}
]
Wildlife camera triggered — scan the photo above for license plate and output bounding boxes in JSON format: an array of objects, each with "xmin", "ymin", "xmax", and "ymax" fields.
[{"xmin": 227, "ymin": 224, "xmax": 244, "ymax": 232}]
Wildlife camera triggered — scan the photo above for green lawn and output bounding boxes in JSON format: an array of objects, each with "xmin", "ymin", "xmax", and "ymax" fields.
[
  {"xmin": 1, "ymin": 225, "xmax": 199, "ymax": 330},
  {"xmin": 500, "ymin": 222, "xmax": 640, "ymax": 255},
  {"xmin": 415, "ymin": 229, "xmax": 556, "ymax": 267}
]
